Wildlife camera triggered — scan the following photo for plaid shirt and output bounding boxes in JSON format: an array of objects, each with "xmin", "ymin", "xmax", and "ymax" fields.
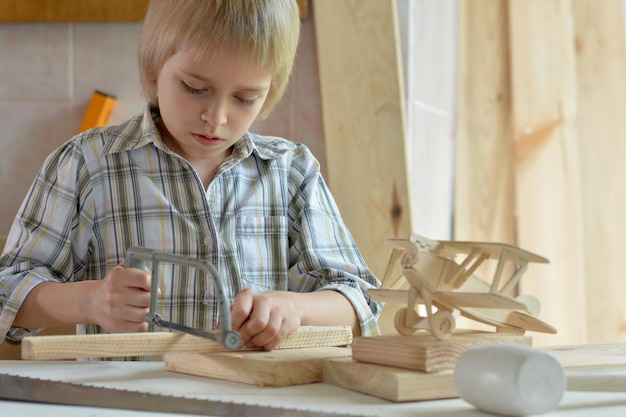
[{"xmin": 0, "ymin": 107, "xmax": 381, "ymax": 344}]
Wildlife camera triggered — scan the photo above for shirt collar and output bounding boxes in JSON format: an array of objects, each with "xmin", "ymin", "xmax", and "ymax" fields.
[{"xmin": 100, "ymin": 105, "xmax": 168, "ymax": 155}]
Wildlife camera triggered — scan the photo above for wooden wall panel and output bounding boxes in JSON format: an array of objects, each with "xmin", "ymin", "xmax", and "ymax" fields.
[
  {"xmin": 454, "ymin": 1, "xmax": 515, "ymax": 247},
  {"xmin": 508, "ymin": 0, "xmax": 587, "ymax": 346},
  {"xmin": 572, "ymin": 0, "xmax": 626, "ymax": 342}
]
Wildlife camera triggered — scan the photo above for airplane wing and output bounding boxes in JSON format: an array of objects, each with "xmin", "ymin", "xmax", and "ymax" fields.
[
  {"xmin": 455, "ymin": 306, "xmax": 557, "ymax": 334},
  {"xmin": 507, "ymin": 310, "xmax": 557, "ymax": 333},
  {"xmin": 367, "ymin": 288, "xmax": 412, "ymax": 304},
  {"xmin": 434, "ymin": 292, "xmax": 529, "ymax": 310},
  {"xmin": 435, "ymin": 240, "xmax": 549, "ymax": 264}
]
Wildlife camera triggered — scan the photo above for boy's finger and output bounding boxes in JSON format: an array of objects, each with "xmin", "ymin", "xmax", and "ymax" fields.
[{"xmin": 230, "ymin": 291, "xmax": 255, "ymax": 330}]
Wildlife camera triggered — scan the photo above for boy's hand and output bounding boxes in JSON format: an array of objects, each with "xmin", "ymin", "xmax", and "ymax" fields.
[
  {"xmin": 229, "ymin": 288, "xmax": 301, "ymax": 351},
  {"xmin": 87, "ymin": 262, "xmax": 154, "ymax": 333}
]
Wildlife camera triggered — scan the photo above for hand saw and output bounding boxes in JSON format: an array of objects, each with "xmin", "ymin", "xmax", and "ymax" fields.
[
  {"xmin": 0, "ymin": 373, "xmax": 364, "ymax": 417},
  {"xmin": 125, "ymin": 247, "xmax": 241, "ymax": 350}
]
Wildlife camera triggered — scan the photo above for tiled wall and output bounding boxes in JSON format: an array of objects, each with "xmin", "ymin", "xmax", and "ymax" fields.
[{"xmin": 0, "ymin": 17, "xmax": 324, "ymax": 236}]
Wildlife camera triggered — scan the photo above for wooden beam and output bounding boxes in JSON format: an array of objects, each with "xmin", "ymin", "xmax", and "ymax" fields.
[
  {"xmin": 166, "ymin": 346, "xmax": 350, "ymax": 387},
  {"xmin": 351, "ymin": 331, "xmax": 530, "ymax": 373},
  {"xmin": 312, "ymin": 0, "xmax": 411, "ymax": 335},
  {"xmin": 324, "ymin": 357, "xmax": 457, "ymax": 402},
  {"xmin": 21, "ymin": 325, "xmax": 353, "ymax": 360},
  {"xmin": 312, "ymin": 0, "xmax": 411, "ymax": 285}
]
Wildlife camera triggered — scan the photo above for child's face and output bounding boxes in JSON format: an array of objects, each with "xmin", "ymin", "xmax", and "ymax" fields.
[{"xmin": 154, "ymin": 46, "xmax": 272, "ymax": 166}]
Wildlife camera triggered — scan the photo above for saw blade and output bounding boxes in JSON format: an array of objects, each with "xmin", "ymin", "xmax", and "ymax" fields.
[{"xmin": 0, "ymin": 373, "xmax": 363, "ymax": 417}]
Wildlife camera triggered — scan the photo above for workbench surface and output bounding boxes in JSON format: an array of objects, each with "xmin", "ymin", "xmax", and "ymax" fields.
[{"xmin": 1, "ymin": 360, "xmax": 625, "ymax": 416}]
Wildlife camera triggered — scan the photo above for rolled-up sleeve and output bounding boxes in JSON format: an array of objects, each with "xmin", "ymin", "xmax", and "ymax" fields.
[{"xmin": 0, "ymin": 142, "xmax": 92, "ymax": 341}]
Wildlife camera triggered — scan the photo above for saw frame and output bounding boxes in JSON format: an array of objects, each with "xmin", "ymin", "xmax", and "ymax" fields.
[{"xmin": 125, "ymin": 247, "xmax": 241, "ymax": 350}]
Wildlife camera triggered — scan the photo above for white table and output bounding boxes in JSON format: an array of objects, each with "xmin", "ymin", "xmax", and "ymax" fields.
[{"xmin": 1, "ymin": 360, "xmax": 626, "ymax": 416}]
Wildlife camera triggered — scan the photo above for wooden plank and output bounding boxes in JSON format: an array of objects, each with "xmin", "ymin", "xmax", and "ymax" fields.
[
  {"xmin": 571, "ymin": 0, "xmax": 626, "ymax": 342},
  {"xmin": 312, "ymin": 0, "xmax": 412, "ymax": 283},
  {"xmin": 351, "ymin": 331, "xmax": 531, "ymax": 373},
  {"xmin": 21, "ymin": 325, "xmax": 353, "ymax": 360},
  {"xmin": 324, "ymin": 357, "xmax": 456, "ymax": 402},
  {"xmin": 508, "ymin": 0, "xmax": 587, "ymax": 346},
  {"xmin": 545, "ymin": 342, "xmax": 626, "ymax": 369},
  {"xmin": 166, "ymin": 346, "xmax": 350, "ymax": 387},
  {"xmin": 0, "ymin": 0, "xmax": 149, "ymax": 22}
]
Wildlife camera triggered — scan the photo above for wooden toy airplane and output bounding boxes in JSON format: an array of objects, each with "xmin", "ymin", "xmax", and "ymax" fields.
[{"xmin": 369, "ymin": 233, "xmax": 557, "ymax": 340}]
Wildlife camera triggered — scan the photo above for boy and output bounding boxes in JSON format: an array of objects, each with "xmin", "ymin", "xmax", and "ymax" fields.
[{"xmin": 0, "ymin": 0, "xmax": 381, "ymax": 354}]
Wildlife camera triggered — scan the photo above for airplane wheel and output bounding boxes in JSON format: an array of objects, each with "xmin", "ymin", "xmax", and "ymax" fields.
[
  {"xmin": 394, "ymin": 308, "xmax": 417, "ymax": 336},
  {"xmin": 430, "ymin": 311, "xmax": 455, "ymax": 340}
]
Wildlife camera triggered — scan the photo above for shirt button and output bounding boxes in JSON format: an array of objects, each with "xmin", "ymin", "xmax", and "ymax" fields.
[{"xmin": 204, "ymin": 238, "xmax": 213, "ymax": 248}]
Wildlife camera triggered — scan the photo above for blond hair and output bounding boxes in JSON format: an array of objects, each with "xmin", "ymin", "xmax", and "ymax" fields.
[{"xmin": 138, "ymin": 0, "xmax": 300, "ymax": 119}]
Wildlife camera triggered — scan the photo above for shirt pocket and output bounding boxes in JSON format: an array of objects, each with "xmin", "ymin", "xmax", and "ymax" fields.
[{"xmin": 236, "ymin": 216, "xmax": 289, "ymax": 292}]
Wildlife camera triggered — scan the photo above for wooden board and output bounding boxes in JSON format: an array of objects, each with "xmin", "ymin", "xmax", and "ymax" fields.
[
  {"xmin": 324, "ymin": 357, "xmax": 456, "ymax": 402},
  {"xmin": 545, "ymin": 342, "xmax": 626, "ymax": 369},
  {"xmin": 21, "ymin": 325, "xmax": 353, "ymax": 360},
  {"xmin": 312, "ymin": 0, "xmax": 412, "ymax": 286},
  {"xmin": 166, "ymin": 346, "xmax": 351, "ymax": 387},
  {"xmin": 351, "ymin": 331, "xmax": 531, "ymax": 373}
]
